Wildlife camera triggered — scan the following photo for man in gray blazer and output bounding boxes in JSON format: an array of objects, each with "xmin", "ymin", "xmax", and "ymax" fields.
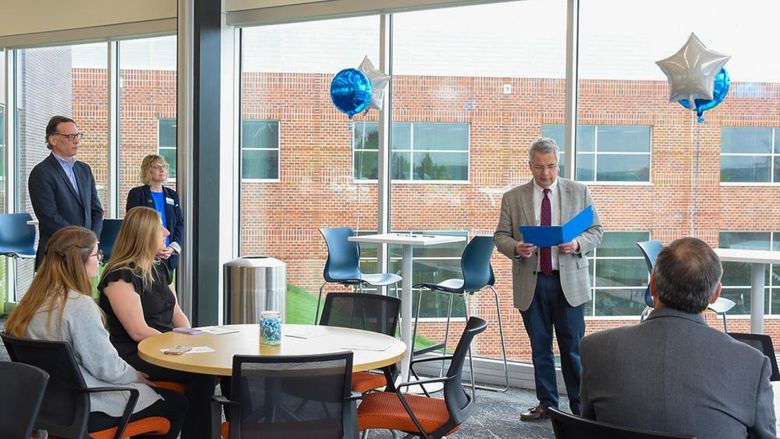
[
  {"xmin": 29, "ymin": 116, "xmax": 103, "ymax": 269},
  {"xmin": 495, "ymin": 138, "xmax": 603, "ymax": 421},
  {"xmin": 581, "ymin": 237, "xmax": 776, "ymax": 438}
]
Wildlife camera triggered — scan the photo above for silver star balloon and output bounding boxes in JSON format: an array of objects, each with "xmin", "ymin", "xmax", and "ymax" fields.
[
  {"xmin": 358, "ymin": 56, "xmax": 391, "ymax": 112},
  {"xmin": 656, "ymin": 33, "xmax": 730, "ymax": 103}
]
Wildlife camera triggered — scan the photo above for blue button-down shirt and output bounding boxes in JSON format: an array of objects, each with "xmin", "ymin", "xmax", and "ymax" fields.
[{"xmin": 52, "ymin": 152, "xmax": 80, "ymax": 196}]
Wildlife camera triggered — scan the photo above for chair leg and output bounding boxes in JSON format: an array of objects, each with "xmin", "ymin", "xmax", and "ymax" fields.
[
  {"xmin": 464, "ymin": 294, "xmax": 477, "ymax": 400},
  {"xmin": 439, "ymin": 293, "xmax": 454, "ymax": 378},
  {"xmin": 315, "ymin": 282, "xmax": 328, "ymax": 324},
  {"xmin": 484, "ymin": 285, "xmax": 510, "ymax": 392}
]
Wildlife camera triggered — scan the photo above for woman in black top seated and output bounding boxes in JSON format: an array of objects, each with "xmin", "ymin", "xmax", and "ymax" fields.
[{"xmin": 98, "ymin": 206, "xmax": 214, "ymax": 439}]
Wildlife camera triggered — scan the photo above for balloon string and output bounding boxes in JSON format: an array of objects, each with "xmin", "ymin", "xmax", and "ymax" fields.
[{"xmin": 689, "ymin": 110, "xmax": 701, "ymax": 238}]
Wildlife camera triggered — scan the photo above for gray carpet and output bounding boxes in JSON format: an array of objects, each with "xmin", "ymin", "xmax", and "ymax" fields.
[{"xmin": 0, "ymin": 318, "xmax": 558, "ymax": 438}]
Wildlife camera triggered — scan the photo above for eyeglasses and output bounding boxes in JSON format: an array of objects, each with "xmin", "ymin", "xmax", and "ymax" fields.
[
  {"xmin": 55, "ymin": 132, "xmax": 84, "ymax": 141},
  {"xmin": 531, "ymin": 163, "xmax": 558, "ymax": 171},
  {"xmin": 91, "ymin": 249, "xmax": 104, "ymax": 262},
  {"xmin": 151, "ymin": 164, "xmax": 169, "ymax": 171}
]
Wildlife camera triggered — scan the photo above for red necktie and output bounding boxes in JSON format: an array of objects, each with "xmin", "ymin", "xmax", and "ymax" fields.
[{"xmin": 540, "ymin": 188, "xmax": 553, "ymax": 275}]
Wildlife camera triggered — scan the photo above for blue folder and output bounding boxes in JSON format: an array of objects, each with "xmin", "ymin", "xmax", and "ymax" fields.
[{"xmin": 519, "ymin": 205, "xmax": 594, "ymax": 247}]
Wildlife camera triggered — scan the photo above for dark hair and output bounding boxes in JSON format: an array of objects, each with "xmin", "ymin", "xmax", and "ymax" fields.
[
  {"xmin": 653, "ymin": 237, "xmax": 722, "ymax": 313},
  {"xmin": 45, "ymin": 116, "xmax": 76, "ymax": 149}
]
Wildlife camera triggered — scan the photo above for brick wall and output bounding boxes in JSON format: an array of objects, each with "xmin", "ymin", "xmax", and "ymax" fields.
[{"xmin": 72, "ymin": 68, "xmax": 780, "ymax": 362}]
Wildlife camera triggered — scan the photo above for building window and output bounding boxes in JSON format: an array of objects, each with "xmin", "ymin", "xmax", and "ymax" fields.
[
  {"xmin": 719, "ymin": 232, "xmax": 780, "ymax": 315},
  {"xmin": 353, "ymin": 122, "xmax": 469, "ymax": 182},
  {"xmin": 242, "ymin": 120, "xmax": 279, "ymax": 180},
  {"xmin": 720, "ymin": 128, "xmax": 780, "ymax": 183},
  {"xmin": 542, "ymin": 125, "xmax": 651, "ymax": 182},
  {"xmin": 158, "ymin": 119, "xmax": 177, "ymax": 179},
  {"xmin": 357, "ymin": 230, "xmax": 468, "ymax": 318},
  {"xmin": 585, "ymin": 231, "xmax": 650, "ymax": 317}
]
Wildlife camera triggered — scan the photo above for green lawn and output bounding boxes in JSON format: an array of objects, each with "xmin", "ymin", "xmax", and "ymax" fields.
[{"xmin": 285, "ymin": 284, "xmax": 439, "ymax": 351}]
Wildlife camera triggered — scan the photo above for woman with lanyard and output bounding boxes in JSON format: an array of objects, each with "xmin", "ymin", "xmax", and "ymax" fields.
[{"xmin": 126, "ymin": 154, "xmax": 183, "ymax": 272}]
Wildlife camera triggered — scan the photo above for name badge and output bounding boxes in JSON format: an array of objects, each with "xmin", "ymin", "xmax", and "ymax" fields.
[{"xmin": 166, "ymin": 197, "xmax": 175, "ymax": 205}]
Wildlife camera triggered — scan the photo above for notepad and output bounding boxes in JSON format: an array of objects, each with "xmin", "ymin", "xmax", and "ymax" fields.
[
  {"xmin": 519, "ymin": 205, "xmax": 594, "ymax": 247},
  {"xmin": 199, "ymin": 327, "xmax": 239, "ymax": 335}
]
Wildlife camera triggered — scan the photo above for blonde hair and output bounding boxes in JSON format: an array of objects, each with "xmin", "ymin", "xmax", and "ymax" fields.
[
  {"xmin": 102, "ymin": 207, "xmax": 162, "ymax": 292},
  {"xmin": 140, "ymin": 154, "xmax": 167, "ymax": 185},
  {"xmin": 5, "ymin": 226, "xmax": 97, "ymax": 338}
]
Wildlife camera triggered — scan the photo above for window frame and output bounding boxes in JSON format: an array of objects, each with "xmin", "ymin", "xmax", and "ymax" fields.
[
  {"xmin": 352, "ymin": 121, "xmax": 471, "ymax": 184},
  {"xmin": 157, "ymin": 118, "xmax": 178, "ymax": 183},
  {"xmin": 718, "ymin": 231, "xmax": 780, "ymax": 315},
  {"xmin": 240, "ymin": 119, "xmax": 281, "ymax": 183},
  {"xmin": 720, "ymin": 127, "xmax": 780, "ymax": 185}
]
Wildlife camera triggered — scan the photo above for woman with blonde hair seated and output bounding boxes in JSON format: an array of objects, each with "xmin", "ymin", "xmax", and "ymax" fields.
[
  {"xmin": 98, "ymin": 206, "xmax": 213, "ymax": 439},
  {"xmin": 4, "ymin": 226, "xmax": 186, "ymax": 436}
]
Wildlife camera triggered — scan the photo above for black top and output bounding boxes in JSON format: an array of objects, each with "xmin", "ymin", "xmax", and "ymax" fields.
[
  {"xmin": 126, "ymin": 185, "xmax": 184, "ymax": 270},
  {"xmin": 98, "ymin": 262, "xmax": 174, "ymax": 358}
]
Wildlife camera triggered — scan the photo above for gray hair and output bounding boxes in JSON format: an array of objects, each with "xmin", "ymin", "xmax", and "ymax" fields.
[
  {"xmin": 528, "ymin": 137, "xmax": 560, "ymax": 162},
  {"xmin": 653, "ymin": 237, "xmax": 723, "ymax": 314}
]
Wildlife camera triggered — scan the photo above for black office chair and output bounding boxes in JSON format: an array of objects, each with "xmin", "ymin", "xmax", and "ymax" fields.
[
  {"xmin": 0, "ymin": 361, "xmax": 49, "ymax": 438},
  {"xmin": 99, "ymin": 218, "xmax": 123, "ymax": 264},
  {"xmin": 548, "ymin": 407, "xmax": 696, "ymax": 439},
  {"xmin": 357, "ymin": 317, "xmax": 487, "ymax": 439},
  {"xmin": 1, "ymin": 333, "xmax": 171, "ymax": 439},
  {"xmin": 727, "ymin": 332, "xmax": 780, "ymax": 381},
  {"xmin": 212, "ymin": 352, "xmax": 357, "ymax": 439},
  {"xmin": 319, "ymin": 292, "xmax": 401, "ymax": 393}
]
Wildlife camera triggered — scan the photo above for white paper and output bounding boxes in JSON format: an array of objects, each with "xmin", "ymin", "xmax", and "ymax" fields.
[
  {"xmin": 199, "ymin": 327, "xmax": 239, "ymax": 335},
  {"xmin": 159, "ymin": 346, "xmax": 215, "ymax": 354},
  {"xmin": 283, "ymin": 326, "xmax": 328, "ymax": 340}
]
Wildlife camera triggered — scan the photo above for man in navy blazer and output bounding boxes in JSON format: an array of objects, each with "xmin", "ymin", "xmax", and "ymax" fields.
[
  {"xmin": 581, "ymin": 237, "xmax": 776, "ymax": 438},
  {"xmin": 28, "ymin": 116, "xmax": 103, "ymax": 269}
]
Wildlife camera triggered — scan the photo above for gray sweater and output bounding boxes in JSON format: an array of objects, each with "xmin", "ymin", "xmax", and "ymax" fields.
[{"xmin": 25, "ymin": 291, "xmax": 161, "ymax": 416}]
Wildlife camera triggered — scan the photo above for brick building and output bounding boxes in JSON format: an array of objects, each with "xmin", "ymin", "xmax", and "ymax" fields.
[{"xmin": 69, "ymin": 65, "xmax": 780, "ymax": 362}]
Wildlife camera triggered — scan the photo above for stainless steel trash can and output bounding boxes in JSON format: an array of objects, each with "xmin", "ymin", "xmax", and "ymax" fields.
[{"xmin": 223, "ymin": 256, "xmax": 286, "ymax": 324}]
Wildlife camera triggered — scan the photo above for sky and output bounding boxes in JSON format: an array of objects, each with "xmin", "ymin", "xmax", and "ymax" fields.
[{"xmin": 67, "ymin": 0, "xmax": 780, "ymax": 84}]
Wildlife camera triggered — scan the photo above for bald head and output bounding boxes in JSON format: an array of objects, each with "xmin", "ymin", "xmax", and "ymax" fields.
[{"xmin": 653, "ymin": 237, "xmax": 723, "ymax": 313}]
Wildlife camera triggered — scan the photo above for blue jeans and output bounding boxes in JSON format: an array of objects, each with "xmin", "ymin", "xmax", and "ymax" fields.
[{"xmin": 520, "ymin": 272, "xmax": 585, "ymax": 412}]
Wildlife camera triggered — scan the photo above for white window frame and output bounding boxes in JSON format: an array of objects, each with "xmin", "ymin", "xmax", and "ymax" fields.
[
  {"xmin": 157, "ymin": 118, "xmax": 178, "ymax": 183},
  {"xmin": 240, "ymin": 119, "xmax": 280, "ymax": 183},
  {"xmin": 720, "ymin": 127, "xmax": 780, "ymax": 185}
]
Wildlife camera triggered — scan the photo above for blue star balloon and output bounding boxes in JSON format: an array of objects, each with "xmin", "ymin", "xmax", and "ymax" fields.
[
  {"xmin": 679, "ymin": 67, "xmax": 731, "ymax": 122},
  {"xmin": 330, "ymin": 68, "xmax": 372, "ymax": 118}
]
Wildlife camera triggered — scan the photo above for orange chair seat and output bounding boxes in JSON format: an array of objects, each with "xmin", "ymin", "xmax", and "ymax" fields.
[
  {"xmin": 90, "ymin": 416, "xmax": 170, "ymax": 439},
  {"xmin": 351, "ymin": 371, "xmax": 387, "ymax": 393},
  {"xmin": 152, "ymin": 380, "xmax": 187, "ymax": 394},
  {"xmin": 357, "ymin": 392, "xmax": 459, "ymax": 436}
]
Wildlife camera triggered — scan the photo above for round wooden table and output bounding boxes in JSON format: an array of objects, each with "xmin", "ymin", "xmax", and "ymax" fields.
[{"xmin": 138, "ymin": 324, "xmax": 406, "ymax": 376}]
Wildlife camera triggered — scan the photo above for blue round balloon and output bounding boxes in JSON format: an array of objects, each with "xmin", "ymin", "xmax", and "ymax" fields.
[
  {"xmin": 679, "ymin": 68, "xmax": 730, "ymax": 121},
  {"xmin": 330, "ymin": 68, "xmax": 372, "ymax": 118}
]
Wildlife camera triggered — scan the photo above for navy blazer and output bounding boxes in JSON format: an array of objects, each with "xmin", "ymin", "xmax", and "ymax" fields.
[
  {"xmin": 28, "ymin": 153, "xmax": 104, "ymax": 268},
  {"xmin": 126, "ymin": 184, "xmax": 184, "ymax": 270}
]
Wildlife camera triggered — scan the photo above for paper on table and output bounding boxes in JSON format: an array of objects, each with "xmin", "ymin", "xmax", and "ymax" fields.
[
  {"xmin": 199, "ymin": 327, "xmax": 239, "ymax": 335},
  {"xmin": 519, "ymin": 205, "xmax": 594, "ymax": 248},
  {"xmin": 283, "ymin": 326, "xmax": 328, "ymax": 340},
  {"xmin": 173, "ymin": 327, "xmax": 204, "ymax": 335},
  {"xmin": 159, "ymin": 346, "xmax": 215, "ymax": 354},
  {"xmin": 338, "ymin": 335, "xmax": 392, "ymax": 351}
]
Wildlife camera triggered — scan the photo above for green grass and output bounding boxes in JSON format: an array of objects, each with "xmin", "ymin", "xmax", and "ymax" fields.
[{"xmin": 285, "ymin": 283, "xmax": 439, "ymax": 350}]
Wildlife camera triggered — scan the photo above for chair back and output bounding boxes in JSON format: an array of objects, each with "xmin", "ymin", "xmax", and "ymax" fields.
[
  {"xmin": 0, "ymin": 213, "xmax": 37, "ymax": 258},
  {"xmin": 548, "ymin": 407, "xmax": 696, "ymax": 439},
  {"xmin": 727, "ymin": 332, "xmax": 780, "ymax": 381},
  {"xmin": 226, "ymin": 352, "xmax": 354, "ymax": 439},
  {"xmin": 636, "ymin": 240, "xmax": 663, "ymax": 308},
  {"xmin": 440, "ymin": 317, "xmax": 487, "ymax": 432},
  {"xmin": 99, "ymin": 218, "xmax": 123, "ymax": 264},
  {"xmin": 319, "ymin": 227, "xmax": 363, "ymax": 283},
  {"xmin": 1, "ymin": 333, "xmax": 92, "ymax": 438},
  {"xmin": 460, "ymin": 236, "xmax": 495, "ymax": 293},
  {"xmin": 0, "ymin": 361, "xmax": 49, "ymax": 438},
  {"xmin": 319, "ymin": 292, "xmax": 400, "ymax": 337}
]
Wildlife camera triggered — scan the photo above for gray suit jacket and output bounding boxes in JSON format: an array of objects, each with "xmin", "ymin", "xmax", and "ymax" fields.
[
  {"xmin": 581, "ymin": 307, "xmax": 776, "ymax": 439},
  {"xmin": 494, "ymin": 178, "xmax": 603, "ymax": 311}
]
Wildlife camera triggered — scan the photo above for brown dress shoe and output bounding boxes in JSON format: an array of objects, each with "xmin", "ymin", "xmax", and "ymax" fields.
[{"xmin": 520, "ymin": 405, "xmax": 550, "ymax": 421}]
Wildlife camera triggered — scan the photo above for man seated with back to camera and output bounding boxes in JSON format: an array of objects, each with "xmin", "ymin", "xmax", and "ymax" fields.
[{"xmin": 580, "ymin": 237, "xmax": 775, "ymax": 438}]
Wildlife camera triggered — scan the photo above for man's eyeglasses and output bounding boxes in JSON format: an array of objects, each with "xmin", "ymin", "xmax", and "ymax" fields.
[
  {"xmin": 151, "ymin": 164, "xmax": 169, "ymax": 171},
  {"xmin": 531, "ymin": 163, "xmax": 558, "ymax": 171},
  {"xmin": 91, "ymin": 249, "xmax": 104, "ymax": 262},
  {"xmin": 55, "ymin": 132, "xmax": 84, "ymax": 141}
]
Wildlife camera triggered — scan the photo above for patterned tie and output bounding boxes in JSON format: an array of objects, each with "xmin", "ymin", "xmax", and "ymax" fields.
[{"xmin": 540, "ymin": 188, "xmax": 553, "ymax": 275}]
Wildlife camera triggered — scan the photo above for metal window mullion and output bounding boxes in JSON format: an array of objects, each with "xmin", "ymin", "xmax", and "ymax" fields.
[
  {"xmin": 5, "ymin": 49, "xmax": 17, "ymax": 301},
  {"xmin": 377, "ymin": 13, "xmax": 392, "ymax": 283},
  {"xmin": 563, "ymin": 0, "xmax": 579, "ymax": 180},
  {"xmin": 107, "ymin": 41, "xmax": 119, "ymax": 219}
]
